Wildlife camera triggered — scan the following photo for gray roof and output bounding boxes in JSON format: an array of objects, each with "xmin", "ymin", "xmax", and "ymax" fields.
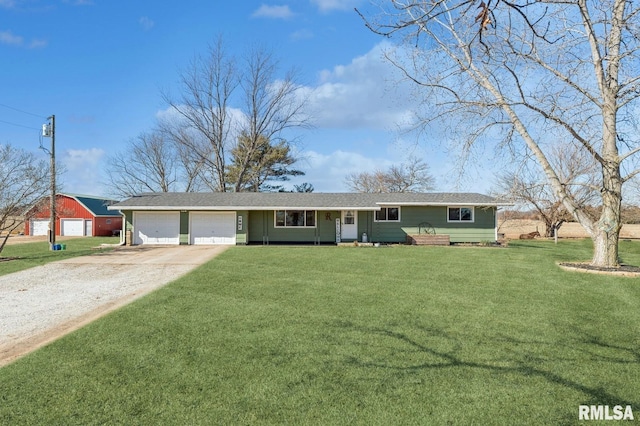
[{"xmin": 108, "ymin": 192, "xmax": 510, "ymax": 211}]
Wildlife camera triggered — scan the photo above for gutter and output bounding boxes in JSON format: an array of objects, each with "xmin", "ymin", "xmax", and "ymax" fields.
[{"xmin": 108, "ymin": 206, "xmax": 383, "ymax": 211}]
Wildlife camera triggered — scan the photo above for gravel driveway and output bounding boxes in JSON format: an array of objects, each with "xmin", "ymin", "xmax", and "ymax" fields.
[{"xmin": 0, "ymin": 245, "xmax": 227, "ymax": 366}]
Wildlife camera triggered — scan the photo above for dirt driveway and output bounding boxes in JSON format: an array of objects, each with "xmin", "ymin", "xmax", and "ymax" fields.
[{"xmin": 0, "ymin": 245, "xmax": 228, "ymax": 367}]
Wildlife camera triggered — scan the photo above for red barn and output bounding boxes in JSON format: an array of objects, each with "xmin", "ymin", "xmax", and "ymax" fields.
[{"xmin": 25, "ymin": 193, "xmax": 122, "ymax": 237}]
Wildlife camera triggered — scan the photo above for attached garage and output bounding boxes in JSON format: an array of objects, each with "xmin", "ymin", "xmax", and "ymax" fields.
[
  {"xmin": 31, "ymin": 219, "xmax": 50, "ymax": 236},
  {"xmin": 61, "ymin": 219, "xmax": 84, "ymax": 236},
  {"xmin": 134, "ymin": 212, "xmax": 180, "ymax": 245},
  {"xmin": 190, "ymin": 212, "xmax": 236, "ymax": 245}
]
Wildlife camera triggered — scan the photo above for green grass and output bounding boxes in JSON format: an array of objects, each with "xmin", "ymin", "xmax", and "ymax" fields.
[
  {"xmin": 1, "ymin": 240, "xmax": 639, "ymax": 425},
  {"xmin": 0, "ymin": 237, "xmax": 120, "ymax": 276}
]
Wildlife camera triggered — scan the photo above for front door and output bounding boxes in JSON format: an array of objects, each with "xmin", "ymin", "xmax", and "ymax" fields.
[{"xmin": 341, "ymin": 210, "xmax": 358, "ymax": 240}]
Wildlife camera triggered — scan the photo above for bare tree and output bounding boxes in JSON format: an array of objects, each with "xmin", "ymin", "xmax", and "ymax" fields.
[
  {"xmin": 105, "ymin": 129, "xmax": 202, "ymax": 198},
  {"xmin": 161, "ymin": 37, "xmax": 308, "ymax": 192},
  {"xmin": 497, "ymin": 143, "xmax": 600, "ymax": 237},
  {"xmin": 359, "ymin": 1, "xmax": 640, "ymax": 267},
  {"xmin": 230, "ymin": 46, "xmax": 309, "ymax": 192},
  {"xmin": 0, "ymin": 145, "xmax": 49, "ymax": 254},
  {"xmin": 161, "ymin": 36, "xmax": 238, "ymax": 192},
  {"xmin": 345, "ymin": 157, "xmax": 435, "ymax": 193}
]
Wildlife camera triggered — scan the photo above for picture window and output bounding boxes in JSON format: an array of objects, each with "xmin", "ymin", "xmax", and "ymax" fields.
[
  {"xmin": 375, "ymin": 207, "xmax": 400, "ymax": 222},
  {"xmin": 275, "ymin": 210, "xmax": 316, "ymax": 228},
  {"xmin": 447, "ymin": 207, "xmax": 474, "ymax": 222}
]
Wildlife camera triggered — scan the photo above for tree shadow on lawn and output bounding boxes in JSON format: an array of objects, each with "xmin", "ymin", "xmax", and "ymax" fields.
[{"xmin": 334, "ymin": 321, "xmax": 638, "ymax": 421}]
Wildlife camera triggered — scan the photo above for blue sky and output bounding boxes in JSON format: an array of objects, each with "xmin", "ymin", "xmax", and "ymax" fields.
[{"xmin": 1, "ymin": 0, "xmax": 498, "ymax": 197}]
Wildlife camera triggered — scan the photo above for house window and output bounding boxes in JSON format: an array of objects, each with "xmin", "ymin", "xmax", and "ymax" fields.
[
  {"xmin": 106, "ymin": 219, "xmax": 112, "ymax": 225},
  {"xmin": 375, "ymin": 207, "xmax": 400, "ymax": 222},
  {"xmin": 448, "ymin": 207, "xmax": 474, "ymax": 222},
  {"xmin": 344, "ymin": 210, "xmax": 355, "ymax": 225},
  {"xmin": 275, "ymin": 210, "xmax": 316, "ymax": 228}
]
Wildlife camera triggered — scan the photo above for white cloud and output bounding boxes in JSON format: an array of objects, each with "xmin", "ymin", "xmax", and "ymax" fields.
[
  {"xmin": 310, "ymin": 0, "xmax": 362, "ymax": 13},
  {"xmin": 289, "ymin": 149, "xmax": 396, "ymax": 192},
  {"xmin": 304, "ymin": 41, "xmax": 416, "ymax": 130},
  {"xmin": 60, "ymin": 148, "xmax": 106, "ymax": 195},
  {"xmin": 252, "ymin": 4, "xmax": 294, "ymax": 19},
  {"xmin": 290, "ymin": 29, "xmax": 313, "ymax": 41},
  {"xmin": 0, "ymin": 30, "xmax": 23, "ymax": 46},
  {"xmin": 63, "ymin": 148, "xmax": 104, "ymax": 171},
  {"xmin": 0, "ymin": 30, "xmax": 47, "ymax": 48},
  {"xmin": 139, "ymin": 16, "xmax": 154, "ymax": 31},
  {"xmin": 63, "ymin": 0, "xmax": 94, "ymax": 5},
  {"xmin": 28, "ymin": 38, "xmax": 47, "ymax": 48}
]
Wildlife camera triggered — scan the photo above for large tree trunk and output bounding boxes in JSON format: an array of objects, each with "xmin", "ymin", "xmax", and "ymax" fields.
[
  {"xmin": 589, "ymin": 162, "xmax": 623, "ymax": 267},
  {"xmin": 591, "ymin": 228, "xmax": 620, "ymax": 267}
]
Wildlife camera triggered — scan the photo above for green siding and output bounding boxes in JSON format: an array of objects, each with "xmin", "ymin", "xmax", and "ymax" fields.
[
  {"xmin": 248, "ymin": 210, "xmax": 339, "ymax": 244},
  {"xmin": 236, "ymin": 210, "xmax": 248, "ymax": 244},
  {"xmin": 123, "ymin": 211, "xmax": 133, "ymax": 245},
  {"xmin": 124, "ymin": 211, "xmax": 133, "ymax": 231},
  {"xmin": 357, "ymin": 211, "xmax": 374, "ymax": 242},
  {"xmin": 179, "ymin": 211, "xmax": 189, "ymax": 245},
  {"xmin": 366, "ymin": 206, "xmax": 496, "ymax": 243}
]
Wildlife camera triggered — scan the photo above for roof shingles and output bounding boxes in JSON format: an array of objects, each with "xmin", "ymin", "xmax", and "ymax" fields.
[{"xmin": 109, "ymin": 192, "xmax": 509, "ymax": 211}]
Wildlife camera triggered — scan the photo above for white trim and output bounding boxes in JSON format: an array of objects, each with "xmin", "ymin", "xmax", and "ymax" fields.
[
  {"xmin": 109, "ymin": 205, "xmax": 380, "ymax": 211},
  {"xmin": 447, "ymin": 206, "xmax": 475, "ymax": 223},
  {"xmin": 58, "ymin": 193, "xmax": 121, "ymax": 217},
  {"xmin": 68, "ymin": 196, "xmax": 97, "ymax": 218},
  {"xmin": 377, "ymin": 202, "xmax": 512, "ymax": 207}
]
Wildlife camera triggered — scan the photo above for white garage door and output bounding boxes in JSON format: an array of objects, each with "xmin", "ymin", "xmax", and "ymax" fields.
[
  {"xmin": 61, "ymin": 219, "xmax": 84, "ymax": 236},
  {"xmin": 190, "ymin": 212, "xmax": 236, "ymax": 245},
  {"xmin": 134, "ymin": 212, "xmax": 180, "ymax": 245},
  {"xmin": 31, "ymin": 219, "xmax": 49, "ymax": 236}
]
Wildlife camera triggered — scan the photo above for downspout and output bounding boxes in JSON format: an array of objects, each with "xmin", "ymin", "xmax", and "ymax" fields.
[{"xmin": 118, "ymin": 211, "xmax": 126, "ymax": 246}]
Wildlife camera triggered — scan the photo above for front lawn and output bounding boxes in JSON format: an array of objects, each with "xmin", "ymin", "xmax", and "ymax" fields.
[
  {"xmin": 0, "ymin": 237, "xmax": 120, "ymax": 277},
  {"xmin": 1, "ymin": 240, "xmax": 639, "ymax": 424}
]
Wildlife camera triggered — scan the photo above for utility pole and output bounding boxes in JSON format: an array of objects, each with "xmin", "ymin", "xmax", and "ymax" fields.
[{"xmin": 42, "ymin": 115, "xmax": 56, "ymax": 250}]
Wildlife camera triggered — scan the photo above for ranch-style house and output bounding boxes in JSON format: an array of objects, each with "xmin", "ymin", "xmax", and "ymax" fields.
[{"xmin": 108, "ymin": 192, "xmax": 509, "ymax": 246}]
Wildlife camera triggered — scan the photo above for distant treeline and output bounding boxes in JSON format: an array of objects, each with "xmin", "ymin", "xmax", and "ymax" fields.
[{"xmin": 499, "ymin": 206, "xmax": 640, "ymax": 224}]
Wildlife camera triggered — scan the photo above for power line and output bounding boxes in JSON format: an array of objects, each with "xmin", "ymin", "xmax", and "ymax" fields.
[
  {"xmin": 0, "ymin": 102, "xmax": 46, "ymax": 119},
  {"xmin": 0, "ymin": 119, "xmax": 41, "ymax": 131}
]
